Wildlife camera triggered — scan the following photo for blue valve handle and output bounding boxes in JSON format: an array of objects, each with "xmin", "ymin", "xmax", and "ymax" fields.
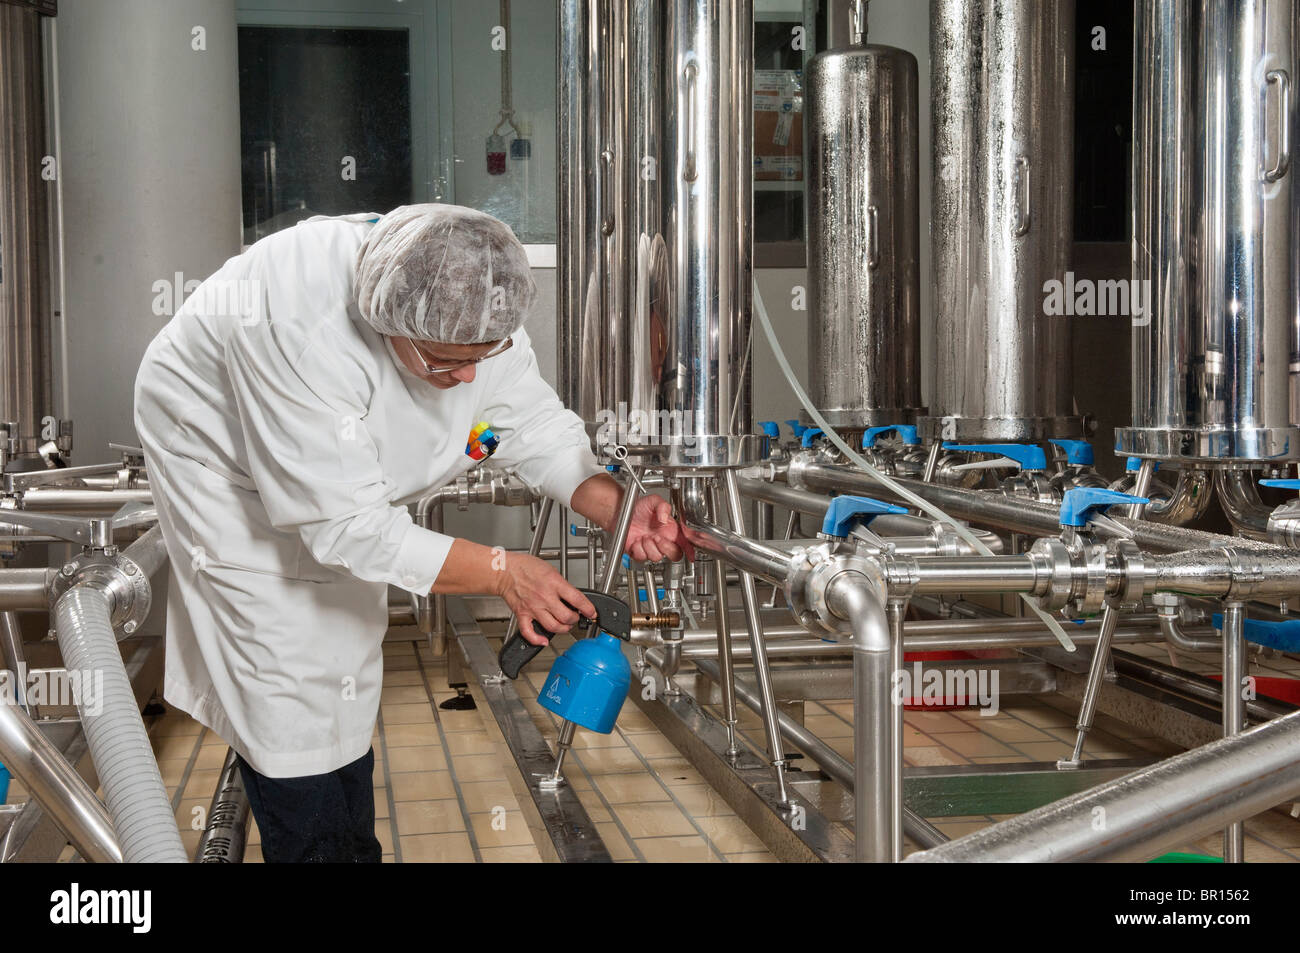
[
  {"xmin": 801, "ymin": 428, "xmax": 825, "ymax": 449},
  {"xmin": 1125, "ymin": 456, "xmax": 1160, "ymax": 473},
  {"xmin": 1049, "ymin": 439, "xmax": 1095, "ymax": 467},
  {"xmin": 784, "ymin": 419, "xmax": 808, "ymax": 438},
  {"xmin": 863, "ymin": 425, "xmax": 920, "ymax": 449},
  {"xmin": 1260, "ymin": 479, "xmax": 1300, "ymax": 490},
  {"xmin": 758, "ymin": 421, "xmax": 781, "ymax": 438},
  {"xmin": 821, "ymin": 495, "xmax": 908, "ymax": 537},
  {"xmin": 1211, "ymin": 614, "xmax": 1300, "ymax": 653},
  {"xmin": 943, "ymin": 442, "xmax": 1048, "ymax": 472},
  {"xmin": 1059, "ymin": 487, "xmax": 1150, "ymax": 527}
]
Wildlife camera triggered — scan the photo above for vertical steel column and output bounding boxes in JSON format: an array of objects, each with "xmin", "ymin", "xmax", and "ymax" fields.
[
  {"xmin": 0, "ymin": 3, "xmax": 52, "ymax": 438},
  {"xmin": 1066, "ymin": 457, "xmax": 1156, "ymax": 764},
  {"xmin": 0, "ymin": 611, "xmax": 34, "ymax": 716},
  {"xmin": 708, "ymin": 482, "xmax": 741, "ymax": 755},
  {"xmin": 721, "ymin": 468, "xmax": 790, "ymax": 805},
  {"xmin": 1222, "ymin": 601, "xmax": 1246, "ymax": 862},
  {"xmin": 1063, "ymin": 605, "xmax": 1121, "ymax": 765},
  {"xmin": 558, "ymin": 505, "xmax": 570, "ymax": 580},
  {"xmin": 887, "ymin": 599, "xmax": 906, "ymax": 861},
  {"xmin": 828, "ymin": 571, "xmax": 895, "ymax": 863}
]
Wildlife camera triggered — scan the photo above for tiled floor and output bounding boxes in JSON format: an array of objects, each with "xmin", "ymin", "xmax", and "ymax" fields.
[
  {"xmin": 710, "ymin": 646, "xmax": 1300, "ymax": 861},
  {"xmin": 113, "ymin": 634, "xmax": 776, "ymax": 863},
  {"xmin": 33, "ymin": 630, "xmax": 1300, "ymax": 863}
]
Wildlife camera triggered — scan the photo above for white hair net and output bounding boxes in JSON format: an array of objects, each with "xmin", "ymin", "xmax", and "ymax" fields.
[{"xmin": 355, "ymin": 204, "xmax": 536, "ymax": 344}]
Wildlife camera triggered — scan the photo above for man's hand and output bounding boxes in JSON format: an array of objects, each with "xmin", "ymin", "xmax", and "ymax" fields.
[
  {"xmin": 626, "ymin": 495, "xmax": 691, "ymax": 563},
  {"xmin": 497, "ymin": 552, "xmax": 597, "ymax": 646},
  {"xmin": 570, "ymin": 474, "xmax": 692, "ymax": 563}
]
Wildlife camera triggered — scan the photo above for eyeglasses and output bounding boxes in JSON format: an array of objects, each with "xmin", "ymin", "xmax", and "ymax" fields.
[{"xmin": 408, "ymin": 337, "xmax": 513, "ymax": 375}]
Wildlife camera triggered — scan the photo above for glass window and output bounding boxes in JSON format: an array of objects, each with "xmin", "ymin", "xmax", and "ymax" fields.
[
  {"xmin": 444, "ymin": 0, "xmax": 557, "ymax": 243},
  {"xmin": 234, "ymin": 1, "xmax": 828, "ymax": 252},
  {"xmin": 238, "ymin": 26, "xmax": 413, "ymax": 244},
  {"xmin": 236, "ymin": 0, "xmax": 558, "ymax": 246}
]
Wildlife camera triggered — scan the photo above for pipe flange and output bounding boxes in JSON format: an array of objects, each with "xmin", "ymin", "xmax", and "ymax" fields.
[
  {"xmin": 999, "ymin": 472, "xmax": 1061, "ymax": 506},
  {"xmin": 49, "ymin": 552, "xmax": 153, "ymax": 636},
  {"xmin": 1108, "ymin": 538, "xmax": 1145, "ymax": 608},
  {"xmin": 1071, "ymin": 541, "xmax": 1111, "ymax": 616},
  {"xmin": 454, "ymin": 475, "xmax": 473, "ymax": 510},
  {"xmin": 1026, "ymin": 537, "xmax": 1075, "ymax": 611},
  {"xmin": 784, "ymin": 451, "xmax": 816, "ymax": 491},
  {"xmin": 786, "ymin": 543, "xmax": 886, "ymax": 640},
  {"xmin": 1269, "ymin": 499, "xmax": 1300, "ymax": 549},
  {"xmin": 1223, "ymin": 547, "xmax": 1266, "ymax": 603}
]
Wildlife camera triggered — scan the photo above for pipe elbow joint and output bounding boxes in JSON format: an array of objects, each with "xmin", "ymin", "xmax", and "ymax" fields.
[{"xmin": 824, "ymin": 569, "xmax": 891, "ymax": 654}]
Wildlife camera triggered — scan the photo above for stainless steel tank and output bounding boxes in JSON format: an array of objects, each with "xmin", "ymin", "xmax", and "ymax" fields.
[
  {"xmin": 0, "ymin": 3, "xmax": 53, "ymax": 444},
  {"xmin": 923, "ymin": 0, "xmax": 1079, "ymax": 444},
  {"xmin": 1288, "ymin": 0, "xmax": 1299, "ymax": 433},
  {"xmin": 619, "ymin": 0, "xmax": 758, "ymax": 468},
  {"xmin": 1117, "ymin": 0, "xmax": 1299, "ymax": 462},
  {"xmin": 804, "ymin": 13, "xmax": 923, "ymax": 430},
  {"xmin": 557, "ymin": 0, "xmax": 624, "ymax": 429}
]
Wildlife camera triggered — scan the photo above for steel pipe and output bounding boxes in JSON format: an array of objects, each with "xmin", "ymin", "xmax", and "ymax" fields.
[
  {"xmin": 0, "ymin": 2, "xmax": 52, "ymax": 440},
  {"xmin": 1222, "ymin": 602, "xmax": 1246, "ymax": 862},
  {"xmin": 787, "ymin": 460, "xmax": 1286, "ymax": 554},
  {"xmin": 688, "ymin": 654, "xmax": 948, "ymax": 850},
  {"xmin": 1215, "ymin": 469, "xmax": 1273, "ymax": 541},
  {"xmin": 1153, "ymin": 595, "xmax": 1221, "ymax": 653},
  {"xmin": 121, "ymin": 523, "xmax": 168, "ymax": 581},
  {"xmin": 677, "ymin": 480, "xmax": 795, "ymax": 586},
  {"xmin": 721, "ymin": 469, "xmax": 791, "ymax": 804},
  {"xmin": 825, "ymin": 568, "xmax": 895, "ymax": 863},
  {"xmin": 737, "ymin": 477, "xmax": 1004, "ymax": 553},
  {"xmin": 17, "ymin": 487, "xmax": 153, "ymax": 513},
  {"xmin": 675, "ymin": 620, "xmax": 1174, "ymax": 659},
  {"xmin": 0, "ymin": 693, "xmax": 121, "ymax": 863},
  {"xmin": 708, "ymin": 486, "xmax": 740, "ymax": 753},
  {"xmin": 0, "ymin": 567, "xmax": 56, "ymax": 610},
  {"xmin": 905, "ymin": 706, "xmax": 1300, "ymax": 862}
]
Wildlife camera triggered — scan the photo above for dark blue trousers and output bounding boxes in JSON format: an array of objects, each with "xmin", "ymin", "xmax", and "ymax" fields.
[{"xmin": 236, "ymin": 747, "xmax": 382, "ymax": 863}]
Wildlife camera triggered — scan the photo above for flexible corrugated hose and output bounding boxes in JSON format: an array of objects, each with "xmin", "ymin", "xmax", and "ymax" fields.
[{"xmin": 54, "ymin": 586, "xmax": 187, "ymax": 862}]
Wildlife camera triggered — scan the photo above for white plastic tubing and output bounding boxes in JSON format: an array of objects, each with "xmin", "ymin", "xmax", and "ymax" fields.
[{"xmin": 55, "ymin": 587, "xmax": 186, "ymax": 862}]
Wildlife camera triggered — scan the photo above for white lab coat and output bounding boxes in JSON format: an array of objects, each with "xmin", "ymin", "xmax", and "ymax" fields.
[{"xmin": 133, "ymin": 214, "xmax": 602, "ymax": 777}]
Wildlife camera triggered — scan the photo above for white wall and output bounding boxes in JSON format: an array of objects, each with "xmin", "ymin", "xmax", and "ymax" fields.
[
  {"xmin": 57, "ymin": 0, "xmax": 244, "ymax": 451},
  {"xmin": 447, "ymin": 0, "xmax": 558, "ymax": 243}
]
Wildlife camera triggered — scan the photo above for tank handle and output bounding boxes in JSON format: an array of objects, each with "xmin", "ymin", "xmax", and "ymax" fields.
[
  {"xmin": 1013, "ymin": 155, "xmax": 1031, "ymax": 237},
  {"xmin": 1264, "ymin": 69, "xmax": 1291, "ymax": 184}
]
